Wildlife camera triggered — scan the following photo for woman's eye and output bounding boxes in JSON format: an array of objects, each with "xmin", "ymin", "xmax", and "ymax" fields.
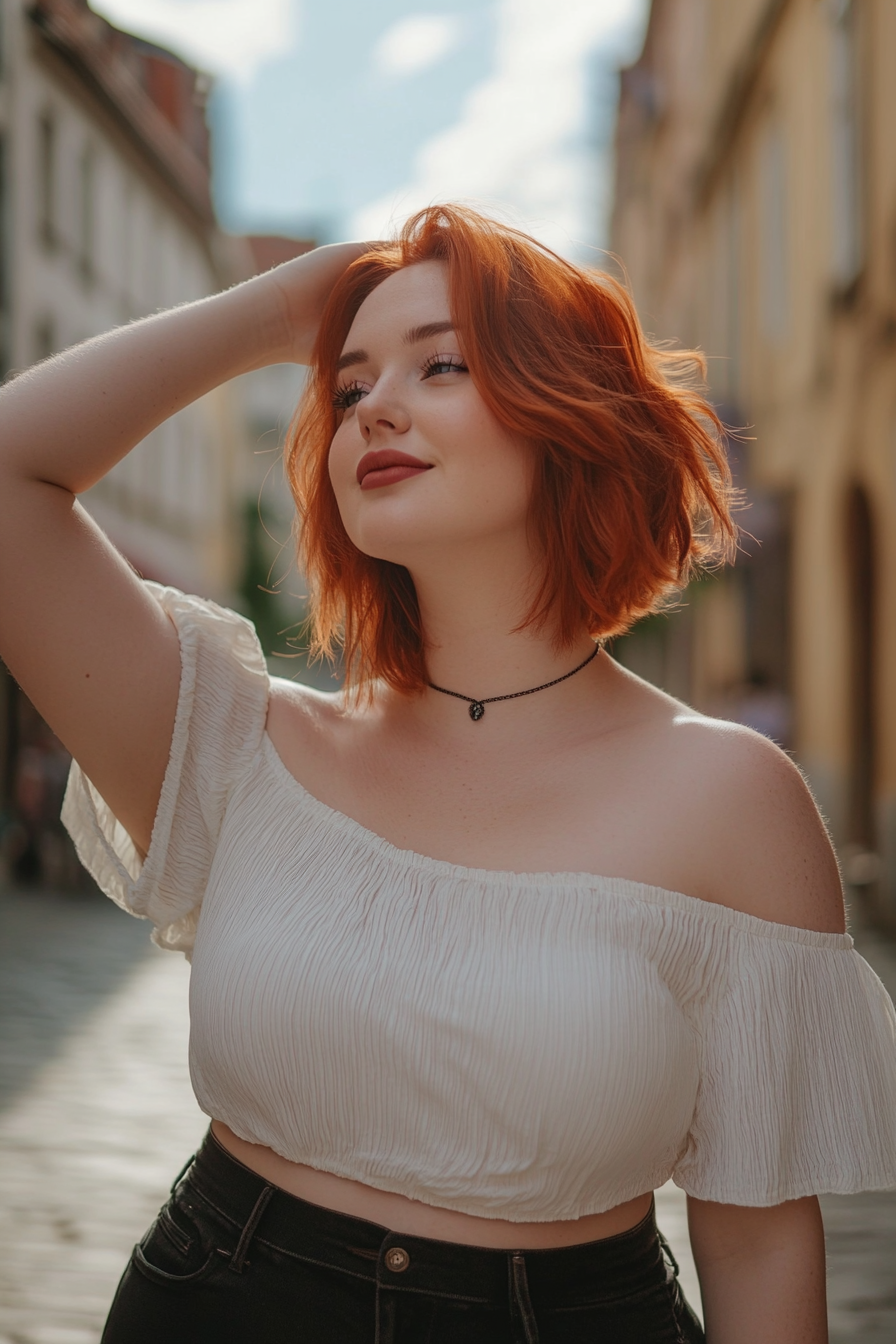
[
  {"xmin": 332, "ymin": 381, "xmax": 366, "ymax": 411},
  {"xmin": 332, "ymin": 358, "xmax": 466, "ymax": 411},
  {"xmin": 422, "ymin": 355, "xmax": 467, "ymax": 378}
]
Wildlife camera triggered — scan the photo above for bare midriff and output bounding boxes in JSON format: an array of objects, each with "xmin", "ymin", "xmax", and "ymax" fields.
[{"xmin": 211, "ymin": 1121, "xmax": 654, "ymax": 1250}]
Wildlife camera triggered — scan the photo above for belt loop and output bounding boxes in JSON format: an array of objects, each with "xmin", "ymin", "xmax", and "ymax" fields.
[
  {"xmin": 228, "ymin": 1184, "xmax": 274, "ymax": 1274},
  {"xmin": 169, "ymin": 1152, "xmax": 197, "ymax": 1195},
  {"xmin": 658, "ymin": 1229, "xmax": 680, "ymax": 1277},
  {"xmin": 509, "ymin": 1253, "xmax": 540, "ymax": 1344}
]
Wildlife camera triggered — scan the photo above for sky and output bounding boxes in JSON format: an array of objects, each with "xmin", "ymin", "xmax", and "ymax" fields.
[{"xmin": 92, "ymin": 0, "xmax": 649, "ymax": 259}]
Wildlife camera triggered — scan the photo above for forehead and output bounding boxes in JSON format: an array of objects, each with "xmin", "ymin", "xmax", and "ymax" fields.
[{"xmin": 342, "ymin": 260, "xmax": 450, "ymax": 349}]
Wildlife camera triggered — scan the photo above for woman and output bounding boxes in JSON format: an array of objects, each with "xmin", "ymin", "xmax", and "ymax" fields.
[{"xmin": 0, "ymin": 205, "xmax": 894, "ymax": 1343}]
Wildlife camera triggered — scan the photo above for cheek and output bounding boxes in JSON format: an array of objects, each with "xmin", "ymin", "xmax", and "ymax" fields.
[
  {"xmin": 456, "ymin": 417, "xmax": 534, "ymax": 517},
  {"xmin": 327, "ymin": 424, "xmax": 357, "ymax": 509}
]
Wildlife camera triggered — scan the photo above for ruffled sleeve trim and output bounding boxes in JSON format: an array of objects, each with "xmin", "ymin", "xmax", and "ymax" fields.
[
  {"xmin": 62, "ymin": 582, "xmax": 269, "ymax": 958},
  {"xmin": 672, "ymin": 930, "xmax": 896, "ymax": 1204}
]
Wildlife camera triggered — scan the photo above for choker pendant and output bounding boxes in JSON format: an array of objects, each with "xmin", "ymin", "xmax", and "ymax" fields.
[{"xmin": 427, "ymin": 643, "xmax": 602, "ymax": 723}]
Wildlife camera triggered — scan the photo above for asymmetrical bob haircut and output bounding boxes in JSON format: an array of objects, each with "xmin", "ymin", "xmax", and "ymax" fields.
[{"xmin": 286, "ymin": 204, "xmax": 735, "ymax": 694}]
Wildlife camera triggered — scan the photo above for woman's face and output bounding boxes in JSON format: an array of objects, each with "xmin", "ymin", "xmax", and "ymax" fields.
[{"xmin": 328, "ymin": 261, "xmax": 534, "ymax": 567}]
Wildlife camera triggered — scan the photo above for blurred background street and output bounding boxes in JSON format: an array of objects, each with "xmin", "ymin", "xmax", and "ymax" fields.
[{"xmin": 1, "ymin": 0, "xmax": 895, "ymax": 1337}]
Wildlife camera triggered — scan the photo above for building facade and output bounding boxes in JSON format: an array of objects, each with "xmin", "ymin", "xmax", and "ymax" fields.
[
  {"xmin": 232, "ymin": 234, "xmax": 343, "ymax": 691},
  {"xmin": 0, "ymin": 0, "xmax": 248, "ymax": 883},
  {"xmin": 611, "ymin": 0, "xmax": 896, "ymax": 923},
  {"xmin": 8, "ymin": 0, "xmax": 247, "ymax": 598}
]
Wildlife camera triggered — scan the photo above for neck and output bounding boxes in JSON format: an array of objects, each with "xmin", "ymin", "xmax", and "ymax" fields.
[{"xmin": 406, "ymin": 540, "xmax": 595, "ymax": 704}]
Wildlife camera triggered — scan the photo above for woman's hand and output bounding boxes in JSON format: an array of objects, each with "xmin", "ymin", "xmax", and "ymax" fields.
[
  {"xmin": 688, "ymin": 1195, "xmax": 828, "ymax": 1342},
  {"xmin": 258, "ymin": 240, "xmax": 379, "ymax": 365},
  {"xmin": 0, "ymin": 239, "xmax": 377, "ymax": 495}
]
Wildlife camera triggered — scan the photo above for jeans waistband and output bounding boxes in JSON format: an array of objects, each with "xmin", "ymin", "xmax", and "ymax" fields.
[{"xmin": 179, "ymin": 1128, "xmax": 667, "ymax": 1309}]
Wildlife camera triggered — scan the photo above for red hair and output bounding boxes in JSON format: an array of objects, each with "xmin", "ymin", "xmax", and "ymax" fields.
[{"xmin": 286, "ymin": 204, "xmax": 734, "ymax": 692}]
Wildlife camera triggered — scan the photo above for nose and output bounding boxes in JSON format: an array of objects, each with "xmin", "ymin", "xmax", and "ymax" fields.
[{"xmin": 356, "ymin": 378, "xmax": 410, "ymax": 440}]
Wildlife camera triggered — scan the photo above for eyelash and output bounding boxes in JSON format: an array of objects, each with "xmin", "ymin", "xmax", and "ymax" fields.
[
  {"xmin": 331, "ymin": 381, "xmax": 365, "ymax": 412},
  {"xmin": 331, "ymin": 354, "xmax": 467, "ymax": 412}
]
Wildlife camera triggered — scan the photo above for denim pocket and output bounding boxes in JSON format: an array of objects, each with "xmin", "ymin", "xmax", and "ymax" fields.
[
  {"xmin": 543, "ymin": 1283, "xmax": 686, "ymax": 1344},
  {"xmin": 132, "ymin": 1195, "xmax": 220, "ymax": 1288}
]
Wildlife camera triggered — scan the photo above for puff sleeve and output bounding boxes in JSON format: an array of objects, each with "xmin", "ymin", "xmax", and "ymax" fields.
[
  {"xmin": 61, "ymin": 582, "xmax": 269, "ymax": 959},
  {"xmin": 673, "ymin": 925, "xmax": 896, "ymax": 1205}
]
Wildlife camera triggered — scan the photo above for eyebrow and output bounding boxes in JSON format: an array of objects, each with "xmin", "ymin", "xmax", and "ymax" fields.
[{"xmin": 335, "ymin": 321, "xmax": 457, "ymax": 374}]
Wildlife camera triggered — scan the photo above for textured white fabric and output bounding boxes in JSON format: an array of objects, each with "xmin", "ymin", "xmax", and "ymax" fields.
[
  {"xmin": 62, "ymin": 583, "xmax": 269, "ymax": 956},
  {"xmin": 62, "ymin": 585, "xmax": 896, "ymax": 1221}
]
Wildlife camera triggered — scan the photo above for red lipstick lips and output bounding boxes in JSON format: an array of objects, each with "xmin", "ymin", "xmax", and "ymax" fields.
[{"xmin": 356, "ymin": 449, "xmax": 432, "ymax": 491}]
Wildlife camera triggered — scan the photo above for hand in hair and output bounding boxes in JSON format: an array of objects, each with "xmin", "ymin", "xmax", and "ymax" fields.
[{"xmin": 0, "ymin": 239, "xmax": 371, "ymax": 857}]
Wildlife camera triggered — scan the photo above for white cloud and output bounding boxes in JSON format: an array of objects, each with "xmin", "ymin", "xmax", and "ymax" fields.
[
  {"xmin": 373, "ymin": 14, "xmax": 464, "ymax": 79},
  {"xmin": 352, "ymin": 0, "xmax": 644, "ymax": 258},
  {"xmin": 91, "ymin": 0, "xmax": 296, "ymax": 83}
]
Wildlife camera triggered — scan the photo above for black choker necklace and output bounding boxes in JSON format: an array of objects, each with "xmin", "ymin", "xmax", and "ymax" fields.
[{"xmin": 427, "ymin": 643, "xmax": 601, "ymax": 722}]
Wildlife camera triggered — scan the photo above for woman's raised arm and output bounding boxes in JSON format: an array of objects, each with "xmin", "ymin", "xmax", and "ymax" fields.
[{"xmin": 0, "ymin": 242, "xmax": 366, "ymax": 857}]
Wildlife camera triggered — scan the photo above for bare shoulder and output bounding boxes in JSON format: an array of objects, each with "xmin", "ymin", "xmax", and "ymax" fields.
[
  {"xmin": 665, "ymin": 710, "xmax": 845, "ymax": 933},
  {"xmin": 264, "ymin": 672, "xmax": 351, "ymax": 779},
  {"xmin": 266, "ymin": 676, "xmax": 348, "ymax": 764}
]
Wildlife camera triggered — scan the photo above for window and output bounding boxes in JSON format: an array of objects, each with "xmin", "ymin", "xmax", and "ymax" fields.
[
  {"xmin": 119, "ymin": 175, "xmax": 133, "ymax": 306},
  {"xmin": 0, "ymin": 136, "xmax": 7, "ymax": 356},
  {"xmin": 760, "ymin": 120, "xmax": 789, "ymax": 342},
  {"xmin": 37, "ymin": 111, "xmax": 56, "ymax": 250},
  {"xmin": 78, "ymin": 144, "xmax": 96, "ymax": 282},
  {"xmin": 830, "ymin": 0, "xmax": 864, "ymax": 289},
  {"xmin": 711, "ymin": 177, "xmax": 742, "ymax": 399},
  {"xmin": 34, "ymin": 316, "xmax": 55, "ymax": 363}
]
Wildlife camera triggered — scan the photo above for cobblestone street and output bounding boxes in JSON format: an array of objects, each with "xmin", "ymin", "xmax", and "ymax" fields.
[{"xmin": 1, "ymin": 882, "xmax": 894, "ymax": 1342}]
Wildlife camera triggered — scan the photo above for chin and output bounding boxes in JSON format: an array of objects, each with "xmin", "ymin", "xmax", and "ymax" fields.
[
  {"xmin": 340, "ymin": 500, "xmax": 453, "ymax": 564},
  {"xmin": 351, "ymin": 536, "xmax": 442, "ymax": 568},
  {"xmin": 339, "ymin": 495, "xmax": 527, "ymax": 568}
]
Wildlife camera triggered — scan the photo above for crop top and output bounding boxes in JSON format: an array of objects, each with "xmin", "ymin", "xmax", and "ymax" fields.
[{"xmin": 61, "ymin": 583, "xmax": 896, "ymax": 1222}]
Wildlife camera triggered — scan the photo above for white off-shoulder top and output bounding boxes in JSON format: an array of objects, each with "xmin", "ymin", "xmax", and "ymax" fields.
[{"xmin": 62, "ymin": 584, "xmax": 896, "ymax": 1222}]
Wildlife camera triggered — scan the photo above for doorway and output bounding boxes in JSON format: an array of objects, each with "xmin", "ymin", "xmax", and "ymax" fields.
[{"xmin": 845, "ymin": 483, "xmax": 877, "ymax": 853}]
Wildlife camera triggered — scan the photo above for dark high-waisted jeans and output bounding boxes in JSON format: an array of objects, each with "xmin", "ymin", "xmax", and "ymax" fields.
[{"xmin": 102, "ymin": 1128, "xmax": 705, "ymax": 1343}]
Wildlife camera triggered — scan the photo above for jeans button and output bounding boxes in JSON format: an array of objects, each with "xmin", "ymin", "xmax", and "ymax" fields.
[{"xmin": 385, "ymin": 1246, "xmax": 410, "ymax": 1273}]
